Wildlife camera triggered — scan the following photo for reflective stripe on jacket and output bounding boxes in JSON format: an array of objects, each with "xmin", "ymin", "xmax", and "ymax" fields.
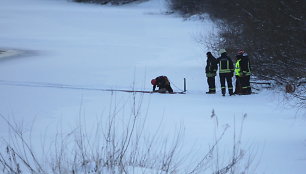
[
  {"xmin": 219, "ymin": 61, "xmax": 231, "ymax": 73},
  {"xmin": 217, "ymin": 54, "xmax": 234, "ymax": 75},
  {"xmin": 219, "ymin": 59, "xmax": 234, "ymax": 73},
  {"xmin": 240, "ymin": 56, "xmax": 251, "ymax": 76}
]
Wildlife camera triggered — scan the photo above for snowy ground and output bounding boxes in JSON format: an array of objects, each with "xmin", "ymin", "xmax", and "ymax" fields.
[{"xmin": 0, "ymin": 0, "xmax": 305, "ymax": 173}]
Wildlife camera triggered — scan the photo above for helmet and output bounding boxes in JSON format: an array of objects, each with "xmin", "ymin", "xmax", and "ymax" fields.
[
  {"xmin": 151, "ymin": 79, "xmax": 157, "ymax": 85},
  {"xmin": 237, "ymin": 50, "xmax": 245, "ymax": 55},
  {"xmin": 219, "ymin": 49, "xmax": 226, "ymax": 54}
]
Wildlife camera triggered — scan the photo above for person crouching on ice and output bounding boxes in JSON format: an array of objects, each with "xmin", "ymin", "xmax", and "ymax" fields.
[{"xmin": 151, "ymin": 76, "xmax": 174, "ymax": 93}]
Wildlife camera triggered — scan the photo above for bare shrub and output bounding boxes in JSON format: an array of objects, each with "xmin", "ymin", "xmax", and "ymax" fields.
[{"xmin": 1, "ymin": 95, "xmax": 257, "ymax": 174}]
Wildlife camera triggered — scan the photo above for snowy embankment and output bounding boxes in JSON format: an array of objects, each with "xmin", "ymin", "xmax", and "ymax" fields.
[{"xmin": 0, "ymin": 0, "xmax": 305, "ymax": 173}]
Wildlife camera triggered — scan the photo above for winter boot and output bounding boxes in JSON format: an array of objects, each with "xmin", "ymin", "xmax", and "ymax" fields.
[
  {"xmin": 247, "ymin": 87, "xmax": 252, "ymax": 94},
  {"xmin": 206, "ymin": 90, "xmax": 216, "ymax": 94},
  {"xmin": 229, "ymin": 89, "xmax": 234, "ymax": 96}
]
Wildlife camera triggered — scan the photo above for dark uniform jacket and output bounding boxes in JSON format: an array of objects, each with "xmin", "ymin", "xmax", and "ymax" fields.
[
  {"xmin": 217, "ymin": 53, "xmax": 234, "ymax": 76},
  {"xmin": 205, "ymin": 55, "xmax": 218, "ymax": 77},
  {"xmin": 153, "ymin": 76, "xmax": 173, "ymax": 93},
  {"xmin": 240, "ymin": 55, "xmax": 251, "ymax": 76}
]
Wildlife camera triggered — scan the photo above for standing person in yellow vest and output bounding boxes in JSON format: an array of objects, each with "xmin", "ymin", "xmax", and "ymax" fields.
[
  {"xmin": 205, "ymin": 52, "xmax": 218, "ymax": 94},
  {"xmin": 234, "ymin": 50, "xmax": 244, "ymax": 94},
  {"xmin": 217, "ymin": 49, "xmax": 234, "ymax": 96},
  {"xmin": 234, "ymin": 50, "xmax": 252, "ymax": 95}
]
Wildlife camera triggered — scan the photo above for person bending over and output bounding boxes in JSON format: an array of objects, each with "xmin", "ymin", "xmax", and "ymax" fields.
[{"xmin": 151, "ymin": 76, "xmax": 174, "ymax": 93}]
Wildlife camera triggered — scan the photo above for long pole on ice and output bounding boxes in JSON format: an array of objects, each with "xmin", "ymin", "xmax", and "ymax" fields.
[{"xmin": 183, "ymin": 78, "xmax": 186, "ymax": 92}]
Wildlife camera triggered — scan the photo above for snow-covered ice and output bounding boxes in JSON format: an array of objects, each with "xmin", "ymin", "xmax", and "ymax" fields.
[{"xmin": 0, "ymin": 0, "xmax": 305, "ymax": 173}]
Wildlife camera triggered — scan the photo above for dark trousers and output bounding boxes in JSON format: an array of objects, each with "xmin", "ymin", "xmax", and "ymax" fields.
[
  {"xmin": 240, "ymin": 75, "xmax": 251, "ymax": 94},
  {"xmin": 220, "ymin": 74, "xmax": 233, "ymax": 95},
  {"xmin": 166, "ymin": 85, "xmax": 174, "ymax": 93},
  {"xmin": 207, "ymin": 77, "xmax": 216, "ymax": 92},
  {"xmin": 234, "ymin": 76, "xmax": 242, "ymax": 94},
  {"xmin": 159, "ymin": 85, "xmax": 173, "ymax": 93}
]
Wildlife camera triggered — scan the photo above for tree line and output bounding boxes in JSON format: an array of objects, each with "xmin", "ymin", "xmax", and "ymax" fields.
[
  {"xmin": 73, "ymin": 0, "xmax": 140, "ymax": 5},
  {"xmin": 169, "ymin": 0, "xmax": 305, "ymax": 84}
]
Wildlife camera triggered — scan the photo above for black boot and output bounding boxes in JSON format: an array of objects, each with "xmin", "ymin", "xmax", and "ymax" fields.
[
  {"xmin": 229, "ymin": 89, "xmax": 234, "ymax": 96},
  {"xmin": 221, "ymin": 88, "xmax": 226, "ymax": 96},
  {"xmin": 206, "ymin": 90, "xmax": 216, "ymax": 94}
]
